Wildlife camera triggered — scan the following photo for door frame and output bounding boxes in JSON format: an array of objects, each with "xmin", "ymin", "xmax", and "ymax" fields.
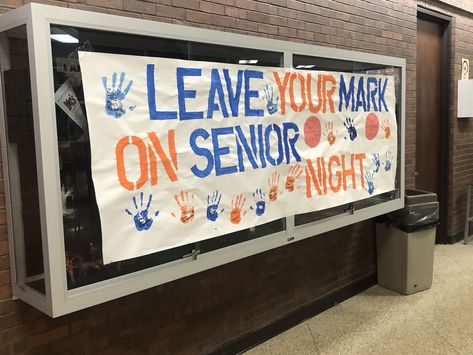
[{"xmin": 417, "ymin": 7, "xmax": 451, "ymax": 244}]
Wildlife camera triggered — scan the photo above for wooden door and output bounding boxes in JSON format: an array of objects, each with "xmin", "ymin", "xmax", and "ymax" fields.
[{"xmin": 416, "ymin": 18, "xmax": 442, "ymax": 194}]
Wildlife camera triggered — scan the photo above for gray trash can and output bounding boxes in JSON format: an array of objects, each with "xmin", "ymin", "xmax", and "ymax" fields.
[{"xmin": 376, "ymin": 189, "xmax": 439, "ymax": 295}]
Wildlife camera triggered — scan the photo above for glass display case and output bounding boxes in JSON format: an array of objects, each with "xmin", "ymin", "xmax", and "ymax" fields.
[{"xmin": 0, "ymin": 4, "xmax": 405, "ymax": 317}]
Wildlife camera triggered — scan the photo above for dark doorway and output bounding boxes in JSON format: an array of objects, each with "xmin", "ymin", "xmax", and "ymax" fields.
[{"xmin": 416, "ymin": 9, "xmax": 451, "ymax": 243}]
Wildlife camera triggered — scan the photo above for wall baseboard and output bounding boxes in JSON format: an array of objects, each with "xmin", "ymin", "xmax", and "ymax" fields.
[
  {"xmin": 210, "ymin": 273, "xmax": 377, "ymax": 355},
  {"xmin": 448, "ymin": 232, "xmax": 464, "ymax": 244}
]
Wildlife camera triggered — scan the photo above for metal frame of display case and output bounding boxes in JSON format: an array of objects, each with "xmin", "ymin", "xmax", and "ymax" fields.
[{"xmin": 0, "ymin": 3, "xmax": 406, "ymax": 317}]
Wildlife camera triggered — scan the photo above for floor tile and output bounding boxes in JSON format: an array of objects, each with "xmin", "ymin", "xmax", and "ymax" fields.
[
  {"xmin": 245, "ymin": 322, "xmax": 319, "ymax": 355},
  {"xmin": 245, "ymin": 244, "xmax": 473, "ymax": 355}
]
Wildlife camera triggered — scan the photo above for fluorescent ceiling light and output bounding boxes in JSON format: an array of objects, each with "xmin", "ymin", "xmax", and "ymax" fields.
[
  {"xmin": 51, "ymin": 34, "xmax": 79, "ymax": 44},
  {"xmin": 296, "ymin": 64, "xmax": 315, "ymax": 69},
  {"xmin": 239, "ymin": 59, "xmax": 258, "ymax": 64}
]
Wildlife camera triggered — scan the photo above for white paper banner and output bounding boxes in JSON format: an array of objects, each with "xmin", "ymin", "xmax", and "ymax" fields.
[{"xmin": 79, "ymin": 52, "xmax": 398, "ymax": 263}]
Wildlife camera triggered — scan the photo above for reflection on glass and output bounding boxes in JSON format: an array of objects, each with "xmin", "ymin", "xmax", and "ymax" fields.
[
  {"xmin": 293, "ymin": 55, "xmax": 402, "ymax": 226},
  {"xmin": 1, "ymin": 26, "xmax": 45, "ymax": 293},
  {"xmin": 50, "ymin": 25, "xmax": 284, "ymax": 289},
  {"xmin": 200, "ymin": 219, "xmax": 286, "ymax": 253}
]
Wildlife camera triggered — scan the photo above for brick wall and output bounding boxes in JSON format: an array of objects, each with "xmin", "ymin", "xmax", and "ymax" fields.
[{"xmin": 1, "ymin": 0, "xmax": 470, "ymax": 353}]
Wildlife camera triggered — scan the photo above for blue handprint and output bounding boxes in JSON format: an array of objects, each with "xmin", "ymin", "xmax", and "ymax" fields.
[
  {"xmin": 250, "ymin": 188, "xmax": 266, "ymax": 216},
  {"xmin": 343, "ymin": 117, "xmax": 357, "ymax": 141},
  {"xmin": 385, "ymin": 150, "xmax": 393, "ymax": 172},
  {"xmin": 365, "ymin": 172, "xmax": 375, "ymax": 195},
  {"xmin": 125, "ymin": 192, "xmax": 159, "ymax": 231},
  {"xmin": 372, "ymin": 153, "xmax": 381, "ymax": 173},
  {"xmin": 101, "ymin": 72, "xmax": 133, "ymax": 118},
  {"xmin": 262, "ymin": 85, "xmax": 279, "ymax": 115},
  {"xmin": 207, "ymin": 190, "xmax": 224, "ymax": 222}
]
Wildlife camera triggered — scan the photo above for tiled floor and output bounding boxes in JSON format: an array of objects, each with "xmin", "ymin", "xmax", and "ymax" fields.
[{"xmin": 245, "ymin": 244, "xmax": 473, "ymax": 355}]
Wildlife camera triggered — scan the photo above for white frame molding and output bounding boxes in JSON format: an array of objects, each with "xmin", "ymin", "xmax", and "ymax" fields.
[{"xmin": 0, "ymin": 3, "xmax": 406, "ymax": 317}]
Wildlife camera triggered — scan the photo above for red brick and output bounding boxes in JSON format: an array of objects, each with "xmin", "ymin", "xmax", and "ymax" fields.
[
  {"xmin": 257, "ymin": 23, "xmax": 278, "ymax": 35},
  {"xmin": 0, "ymin": 312, "xmax": 21, "ymax": 330},
  {"xmin": 287, "ymin": 0, "xmax": 304, "ymax": 11},
  {"xmin": 23, "ymin": 0, "xmax": 68, "ymax": 5},
  {"xmin": 123, "ymin": 0, "xmax": 156, "ymax": 14},
  {"xmin": 0, "ymin": 242, "xmax": 7, "ymax": 256},
  {"xmin": 68, "ymin": 3, "xmax": 140, "ymax": 18},
  {"xmin": 0, "ymin": 300, "xmax": 21, "ymax": 316},
  {"xmin": 0, "ymin": 271, "xmax": 10, "ymax": 286},
  {"xmin": 156, "ymin": 4, "xmax": 185, "ymax": 19},
  {"xmin": 200, "ymin": 0, "xmax": 224, "ymax": 14},
  {"xmin": 0, "ymin": 256, "xmax": 9, "ymax": 271},
  {"xmin": 86, "ymin": 0, "xmax": 122, "ymax": 9},
  {"xmin": 0, "ymin": 285, "xmax": 11, "ymax": 301},
  {"xmin": 0, "ymin": 0, "xmax": 21, "ymax": 7},
  {"xmin": 186, "ymin": 9, "xmax": 212, "ymax": 24},
  {"xmin": 0, "ymin": 212, "xmax": 6, "ymax": 227},
  {"xmin": 235, "ymin": 0, "xmax": 257, "ymax": 11},
  {"xmin": 0, "ymin": 318, "xmax": 47, "ymax": 345},
  {"xmin": 172, "ymin": 0, "xmax": 199, "ymax": 10},
  {"xmin": 27, "ymin": 325, "xmax": 68, "ymax": 349}
]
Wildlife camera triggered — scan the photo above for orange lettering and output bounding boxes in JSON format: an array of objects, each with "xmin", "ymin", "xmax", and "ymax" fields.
[
  {"xmin": 148, "ymin": 145, "xmax": 158, "ymax": 186},
  {"xmin": 317, "ymin": 157, "xmax": 327, "ymax": 194},
  {"xmin": 355, "ymin": 153, "xmax": 366, "ymax": 189},
  {"xmin": 307, "ymin": 73, "xmax": 322, "ymax": 113},
  {"xmin": 305, "ymin": 159, "xmax": 323, "ymax": 197},
  {"xmin": 273, "ymin": 72, "xmax": 290, "ymax": 115},
  {"xmin": 341, "ymin": 154, "xmax": 356, "ymax": 191},
  {"xmin": 328, "ymin": 155, "xmax": 341, "ymax": 192},
  {"xmin": 289, "ymin": 72, "xmax": 307, "ymax": 112},
  {"xmin": 147, "ymin": 130, "xmax": 178, "ymax": 182},
  {"xmin": 323, "ymin": 75, "xmax": 336, "ymax": 113},
  {"xmin": 115, "ymin": 136, "xmax": 148, "ymax": 191}
]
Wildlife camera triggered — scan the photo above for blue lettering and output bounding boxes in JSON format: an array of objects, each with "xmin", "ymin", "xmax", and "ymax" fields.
[
  {"xmin": 338, "ymin": 75, "xmax": 355, "ymax": 112},
  {"xmin": 177, "ymin": 67, "xmax": 203, "ymax": 120},
  {"xmin": 367, "ymin": 77, "xmax": 378, "ymax": 111},
  {"xmin": 207, "ymin": 69, "xmax": 229, "ymax": 118},
  {"xmin": 212, "ymin": 127, "xmax": 238, "ymax": 176},
  {"xmin": 224, "ymin": 69, "xmax": 243, "ymax": 117},
  {"xmin": 257, "ymin": 124, "xmax": 267, "ymax": 169},
  {"xmin": 265, "ymin": 124, "xmax": 283, "ymax": 166},
  {"xmin": 244, "ymin": 70, "xmax": 264, "ymax": 117},
  {"xmin": 190, "ymin": 129, "xmax": 214, "ymax": 178},
  {"xmin": 282, "ymin": 122, "xmax": 301, "ymax": 163},
  {"xmin": 235, "ymin": 125, "xmax": 259, "ymax": 171},
  {"xmin": 355, "ymin": 76, "xmax": 366, "ymax": 112},
  {"xmin": 378, "ymin": 78, "xmax": 388, "ymax": 111},
  {"xmin": 147, "ymin": 64, "xmax": 177, "ymax": 120}
]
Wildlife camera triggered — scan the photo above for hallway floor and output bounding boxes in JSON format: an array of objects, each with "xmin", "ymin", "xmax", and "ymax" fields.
[{"xmin": 245, "ymin": 243, "xmax": 473, "ymax": 355}]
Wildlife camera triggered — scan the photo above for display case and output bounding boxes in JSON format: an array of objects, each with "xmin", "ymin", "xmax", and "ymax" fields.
[{"xmin": 0, "ymin": 4, "xmax": 405, "ymax": 317}]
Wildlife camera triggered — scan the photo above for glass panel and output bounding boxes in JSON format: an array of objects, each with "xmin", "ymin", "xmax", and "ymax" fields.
[
  {"xmin": 188, "ymin": 41, "xmax": 285, "ymax": 256},
  {"xmin": 199, "ymin": 219, "xmax": 285, "ymax": 253},
  {"xmin": 50, "ymin": 25, "xmax": 284, "ymax": 289},
  {"xmin": 293, "ymin": 55, "xmax": 402, "ymax": 226},
  {"xmin": 295, "ymin": 205, "xmax": 348, "ymax": 226},
  {"xmin": 189, "ymin": 42, "xmax": 283, "ymax": 67},
  {"xmin": 0, "ymin": 26, "xmax": 45, "ymax": 294}
]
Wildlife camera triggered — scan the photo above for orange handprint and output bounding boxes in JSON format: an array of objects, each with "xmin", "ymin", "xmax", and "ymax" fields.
[
  {"xmin": 323, "ymin": 121, "xmax": 337, "ymax": 145},
  {"xmin": 268, "ymin": 172, "xmax": 282, "ymax": 202},
  {"xmin": 285, "ymin": 164, "xmax": 303, "ymax": 192},
  {"xmin": 171, "ymin": 190, "xmax": 195, "ymax": 223},
  {"xmin": 230, "ymin": 194, "xmax": 246, "ymax": 224},
  {"xmin": 381, "ymin": 119, "xmax": 391, "ymax": 139}
]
